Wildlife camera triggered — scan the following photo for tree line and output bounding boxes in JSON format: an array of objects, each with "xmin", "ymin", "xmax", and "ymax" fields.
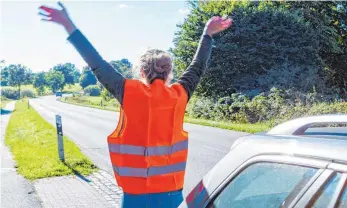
[
  {"xmin": 2, "ymin": 1, "xmax": 346, "ymax": 102},
  {"xmin": 172, "ymin": 1, "xmax": 347, "ymax": 99},
  {"xmin": 0, "ymin": 59, "xmax": 132, "ymax": 96}
]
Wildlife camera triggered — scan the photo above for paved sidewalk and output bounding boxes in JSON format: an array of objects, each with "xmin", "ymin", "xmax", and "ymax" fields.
[
  {"xmin": 1, "ymin": 101, "xmax": 43, "ymax": 208},
  {"xmin": 34, "ymin": 170, "xmax": 123, "ymax": 208},
  {"xmin": 1, "ymin": 101, "xmax": 124, "ymax": 208}
]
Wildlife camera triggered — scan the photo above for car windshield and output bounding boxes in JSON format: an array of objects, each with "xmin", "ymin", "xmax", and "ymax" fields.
[{"xmin": 210, "ymin": 163, "xmax": 318, "ymax": 208}]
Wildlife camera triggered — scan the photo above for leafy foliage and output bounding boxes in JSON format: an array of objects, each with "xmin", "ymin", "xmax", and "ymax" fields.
[
  {"xmin": 1, "ymin": 66, "xmax": 9, "ymax": 86},
  {"xmin": 6, "ymin": 64, "xmax": 29, "ymax": 93},
  {"xmin": 73, "ymin": 69, "xmax": 81, "ymax": 83},
  {"xmin": 109, "ymin": 59, "xmax": 133, "ymax": 79},
  {"xmin": 24, "ymin": 69, "xmax": 34, "ymax": 85},
  {"xmin": 1, "ymin": 87, "xmax": 20, "ymax": 99},
  {"xmin": 45, "ymin": 70, "xmax": 65, "ymax": 93},
  {"xmin": 20, "ymin": 89, "xmax": 36, "ymax": 98},
  {"xmin": 51, "ymin": 63, "xmax": 78, "ymax": 86},
  {"xmin": 33, "ymin": 72, "xmax": 48, "ymax": 95},
  {"xmin": 101, "ymin": 88, "xmax": 113, "ymax": 101},
  {"xmin": 84, "ymin": 85, "xmax": 101, "ymax": 96},
  {"xmin": 79, "ymin": 67, "xmax": 97, "ymax": 89},
  {"xmin": 172, "ymin": 1, "xmax": 346, "ymax": 98},
  {"xmin": 287, "ymin": 1, "xmax": 347, "ymax": 96},
  {"xmin": 187, "ymin": 89, "xmax": 346, "ymax": 125}
]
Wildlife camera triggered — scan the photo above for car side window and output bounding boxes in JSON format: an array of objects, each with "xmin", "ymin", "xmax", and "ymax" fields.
[
  {"xmin": 337, "ymin": 182, "xmax": 347, "ymax": 208},
  {"xmin": 310, "ymin": 173, "xmax": 342, "ymax": 208},
  {"xmin": 209, "ymin": 162, "xmax": 318, "ymax": 208}
]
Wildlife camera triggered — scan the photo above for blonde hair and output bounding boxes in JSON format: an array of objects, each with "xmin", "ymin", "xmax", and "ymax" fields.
[{"xmin": 133, "ymin": 49, "xmax": 173, "ymax": 84}]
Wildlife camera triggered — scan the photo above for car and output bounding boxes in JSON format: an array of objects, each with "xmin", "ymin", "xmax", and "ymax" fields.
[
  {"xmin": 55, "ymin": 91, "xmax": 63, "ymax": 97},
  {"xmin": 180, "ymin": 114, "xmax": 347, "ymax": 208}
]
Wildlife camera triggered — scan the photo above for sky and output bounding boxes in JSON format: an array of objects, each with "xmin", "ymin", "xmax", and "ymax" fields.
[{"xmin": 1, "ymin": 0, "xmax": 190, "ymax": 72}]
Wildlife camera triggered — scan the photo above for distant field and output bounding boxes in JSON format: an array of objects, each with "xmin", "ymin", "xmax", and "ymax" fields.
[
  {"xmin": 2, "ymin": 84, "xmax": 82, "ymax": 97},
  {"xmin": 63, "ymin": 84, "xmax": 83, "ymax": 93}
]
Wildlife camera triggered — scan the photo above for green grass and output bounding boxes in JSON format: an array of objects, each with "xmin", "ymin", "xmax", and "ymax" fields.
[
  {"xmin": 21, "ymin": 84, "xmax": 36, "ymax": 91},
  {"xmin": 61, "ymin": 96, "xmax": 120, "ymax": 112},
  {"xmin": 5, "ymin": 100, "xmax": 97, "ymax": 180},
  {"xmin": 20, "ymin": 84, "xmax": 82, "ymax": 95},
  {"xmin": 63, "ymin": 84, "xmax": 83, "ymax": 93},
  {"xmin": 184, "ymin": 117, "xmax": 271, "ymax": 133},
  {"xmin": 60, "ymin": 95, "xmax": 269, "ymax": 133},
  {"xmin": 21, "ymin": 85, "xmax": 52, "ymax": 96}
]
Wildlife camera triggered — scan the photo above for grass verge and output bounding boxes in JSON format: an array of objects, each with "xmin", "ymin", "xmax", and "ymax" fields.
[
  {"xmin": 60, "ymin": 96, "xmax": 270, "ymax": 133},
  {"xmin": 5, "ymin": 100, "xmax": 97, "ymax": 180},
  {"xmin": 61, "ymin": 96, "xmax": 119, "ymax": 112},
  {"xmin": 184, "ymin": 117, "xmax": 270, "ymax": 133},
  {"xmin": 63, "ymin": 84, "xmax": 83, "ymax": 93}
]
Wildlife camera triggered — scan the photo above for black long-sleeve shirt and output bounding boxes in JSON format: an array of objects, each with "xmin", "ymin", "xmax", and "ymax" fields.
[{"xmin": 67, "ymin": 30, "xmax": 213, "ymax": 105}]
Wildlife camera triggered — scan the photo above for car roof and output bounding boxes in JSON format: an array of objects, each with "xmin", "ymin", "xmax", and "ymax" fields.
[
  {"xmin": 238, "ymin": 134, "xmax": 347, "ymax": 162},
  {"xmin": 267, "ymin": 114, "xmax": 347, "ymax": 135},
  {"xmin": 182, "ymin": 115, "xmax": 347, "ymax": 207},
  {"xmin": 199, "ymin": 135, "xmax": 347, "ymax": 202}
]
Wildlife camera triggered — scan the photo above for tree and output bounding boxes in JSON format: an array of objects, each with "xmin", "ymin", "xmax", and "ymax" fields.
[
  {"xmin": 172, "ymin": 1, "xmax": 341, "ymax": 98},
  {"xmin": 101, "ymin": 88, "xmax": 113, "ymax": 101},
  {"xmin": 46, "ymin": 70, "xmax": 65, "ymax": 93},
  {"xmin": 33, "ymin": 72, "xmax": 47, "ymax": 95},
  {"xmin": 73, "ymin": 69, "xmax": 81, "ymax": 83},
  {"xmin": 79, "ymin": 66, "xmax": 97, "ymax": 89},
  {"xmin": 1, "ymin": 66, "xmax": 9, "ymax": 86},
  {"xmin": 7, "ymin": 64, "xmax": 28, "ymax": 96},
  {"xmin": 24, "ymin": 69, "xmax": 34, "ymax": 85},
  {"xmin": 287, "ymin": 2, "xmax": 347, "ymax": 97},
  {"xmin": 52, "ymin": 63, "xmax": 78, "ymax": 86},
  {"xmin": 109, "ymin": 59, "xmax": 133, "ymax": 79}
]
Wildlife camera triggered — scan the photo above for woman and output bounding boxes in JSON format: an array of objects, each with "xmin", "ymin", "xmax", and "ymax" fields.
[{"xmin": 39, "ymin": 2, "xmax": 232, "ymax": 208}]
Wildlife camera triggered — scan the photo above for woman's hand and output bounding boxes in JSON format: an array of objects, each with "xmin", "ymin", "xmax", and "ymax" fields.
[
  {"xmin": 38, "ymin": 2, "xmax": 77, "ymax": 34},
  {"xmin": 204, "ymin": 16, "xmax": 233, "ymax": 37}
]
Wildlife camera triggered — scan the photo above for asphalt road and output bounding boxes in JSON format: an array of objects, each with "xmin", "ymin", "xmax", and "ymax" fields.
[{"xmin": 29, "ymin": 96, "xmax": 249, "ymax": 195}]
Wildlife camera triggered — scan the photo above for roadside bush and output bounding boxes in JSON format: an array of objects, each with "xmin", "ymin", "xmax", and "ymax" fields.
[
  {"xmin": 186, "ymin": 96, "xmax": 215, "ymax": 120},
  {"xmin": 101, "ymin": 88, "xmax": 113, "ymax": 101},
  {"xmin": 84, "ymin": 85, "xmax": 100, "ymax": 96},
  {"xmin": 187, "ymin": 88, "xmax": 347, "ymax": 125},
  {"xmin": 108, "ymin": 98, "xmax": 120, "ymax": 109},
  {"xmin": 1, "ymin": 87, "xmax": 19, "ymax": 99},
  {"xmin": 20, "ymin": 89, "xmax": 36, "ymax": 98}
]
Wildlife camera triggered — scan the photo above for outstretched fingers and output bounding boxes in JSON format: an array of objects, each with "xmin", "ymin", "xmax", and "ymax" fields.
[
  {"xmin": 39, "ymin": 5, "xmax": 54, "ymax": 13},
  {"xmin": 38, "ymin": 10, "xmax": 52, "ymax": 22},
  {"xmin": 221, "ymin": 19, "xmax": 232, "ymax": 27},
  {"xmin": 57, "ymin": 2, "xmax": 66, "ymax": 10},
  {"xmin": 38, "ymin": 11, "xmax": 51, "ymax": 17}
]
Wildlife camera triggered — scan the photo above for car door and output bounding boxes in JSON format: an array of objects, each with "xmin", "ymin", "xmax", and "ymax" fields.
[
  {"xmin": 197, "ymin": 155, "xmax": 328, "ymax": 208},
  {"xmin": 294, "ymin": 163, "xmax": 347, "ymax": 208}
]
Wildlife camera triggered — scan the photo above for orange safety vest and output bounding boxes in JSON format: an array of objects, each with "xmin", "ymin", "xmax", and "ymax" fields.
[{"xmin": 107, "ymin": 79, "xmax": 189, "ymax": 194}]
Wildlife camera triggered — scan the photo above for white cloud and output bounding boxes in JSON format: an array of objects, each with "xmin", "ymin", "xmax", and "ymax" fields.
[
  {"xmin": 119, "ymin": 4, "xmax": 130, "ymax": 9},
  {"xmin": 178, "ymin": 8, "xmax": 190, "ymax": 15}
]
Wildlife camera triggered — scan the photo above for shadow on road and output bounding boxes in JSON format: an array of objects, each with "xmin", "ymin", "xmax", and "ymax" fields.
[
  {"xmin": 0, "ymin": 109, "xmax": 13, "ymax": 115},
  {"xmin": 63, "ymin": 162, "xmax": 93, "ymax": 183}
]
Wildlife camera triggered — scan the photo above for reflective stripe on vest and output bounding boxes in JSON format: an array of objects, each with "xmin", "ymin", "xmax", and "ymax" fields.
[
  {"xmin": 113, "ymin": 161, "xmax": 186, "ymax": 177},
  {"xmin": 109, "ymin": 140, "xmax": 188, "ymax": 156}
]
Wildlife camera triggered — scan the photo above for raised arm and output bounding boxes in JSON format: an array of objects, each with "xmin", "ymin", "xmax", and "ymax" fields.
[
  {"xmin": 178, "ymin": 16, "xmax": 232, "ymax": 100},
  {"xmin": 39, "ymin": 2, "xmax": 125, "ymax": 105}
]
